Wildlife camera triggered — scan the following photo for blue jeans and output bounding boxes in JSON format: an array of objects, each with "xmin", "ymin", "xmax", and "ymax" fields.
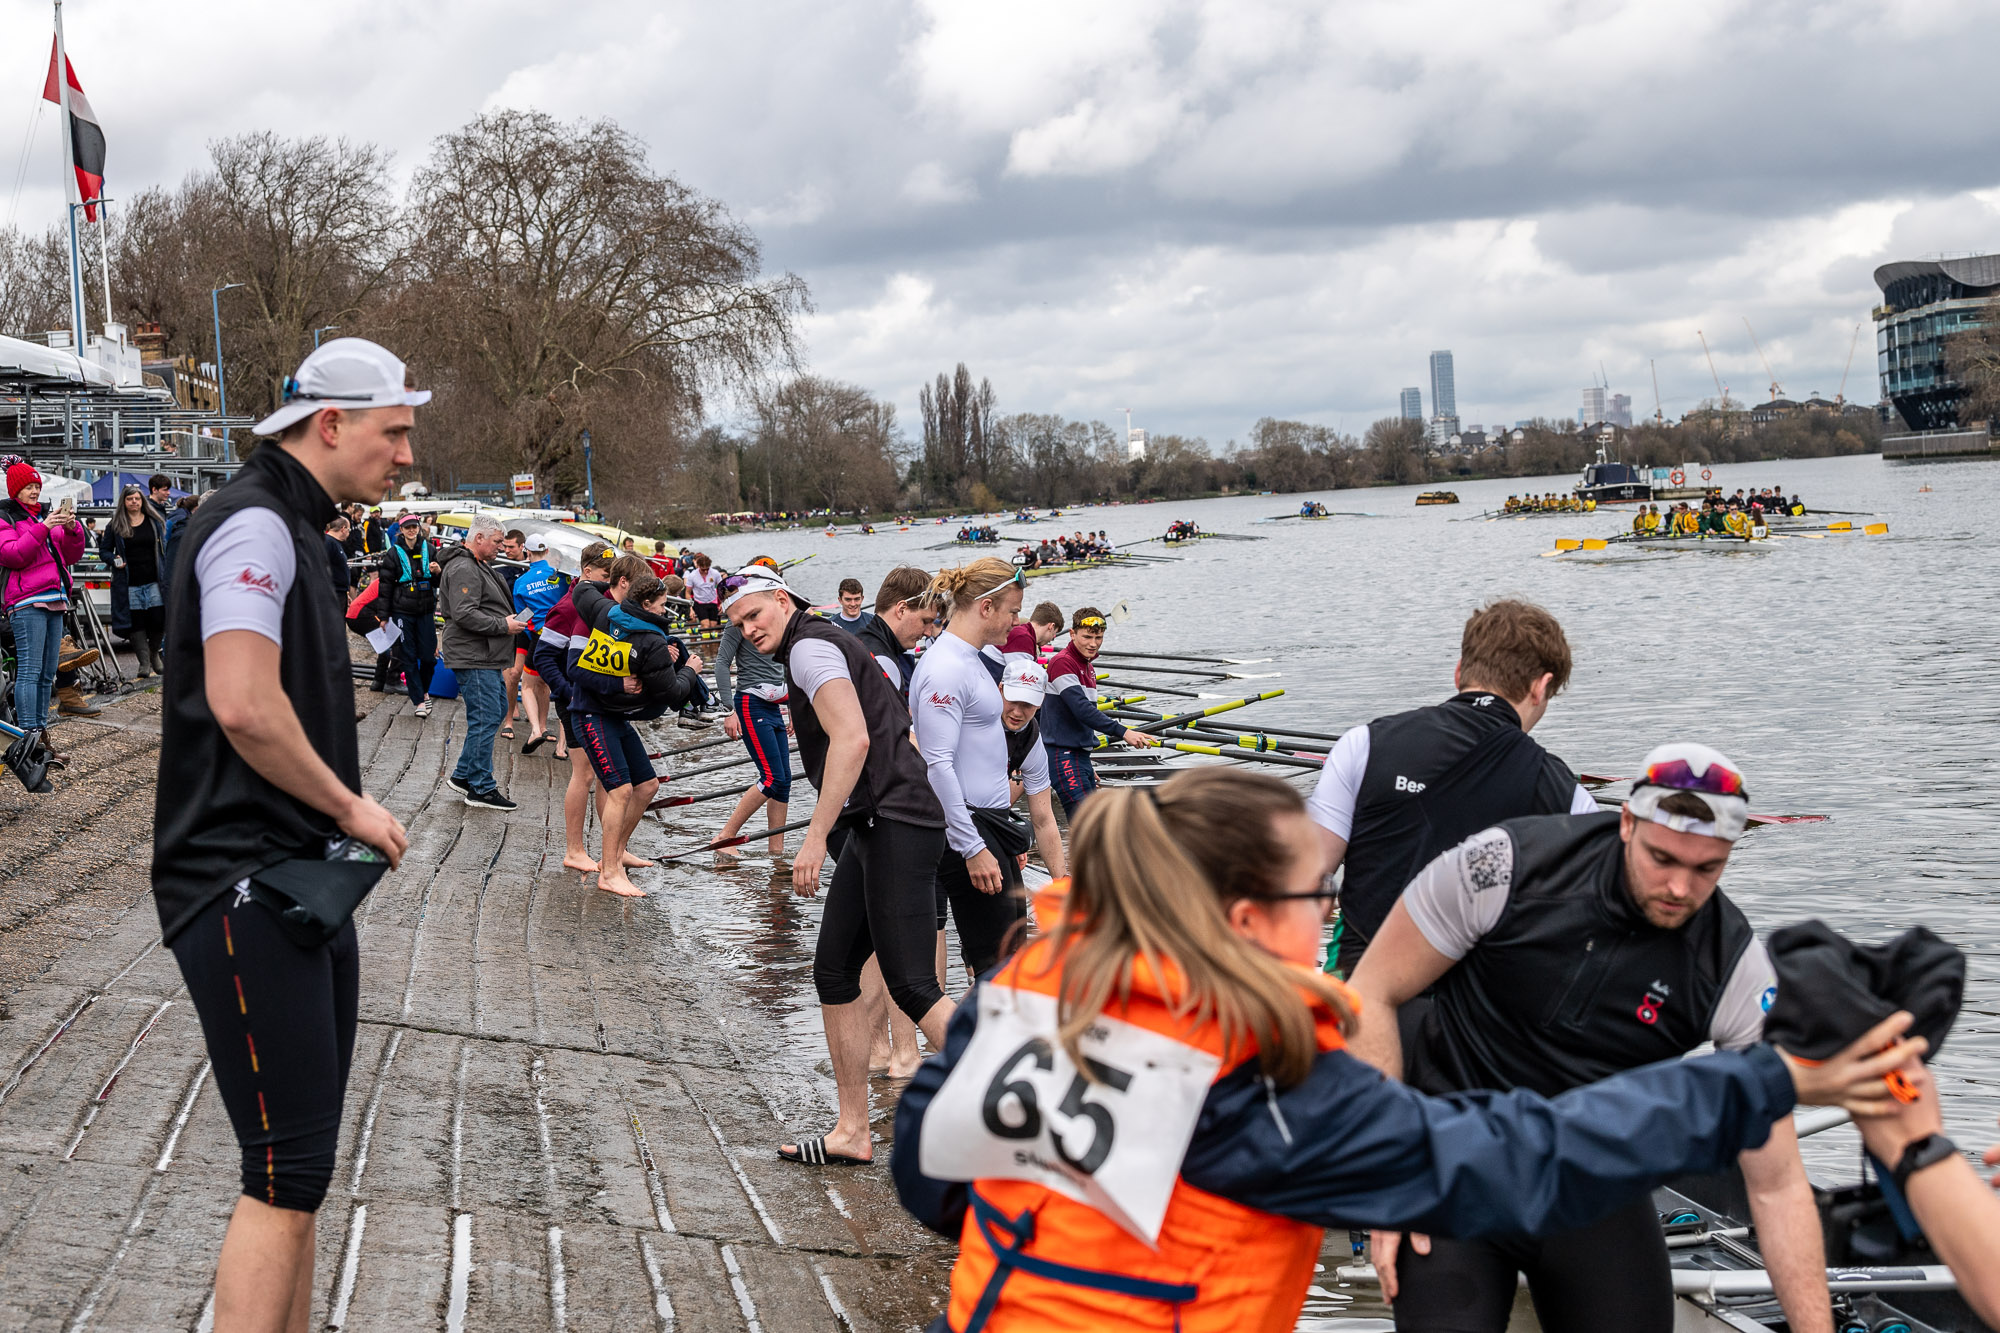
[
  {"xmin": 9, "ymin": 605, "xmax": 64, "ymax": 731},
  {"xmin": 397, "ymin": 613, "xmax": 436, "ymax": 705},
  {"xmin": 451, "ymin": 668, "xmax": 504, "ymax": 796}
]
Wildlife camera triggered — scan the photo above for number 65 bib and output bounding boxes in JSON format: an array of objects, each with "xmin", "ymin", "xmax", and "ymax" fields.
[{"xmin": 921, "ymin": 982, "xmax": 1220, "ymax": 1245}]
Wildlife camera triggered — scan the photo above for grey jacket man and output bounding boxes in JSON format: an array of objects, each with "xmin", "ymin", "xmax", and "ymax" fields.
[{"xmin": 438, "ymin": 543, "xmax": 517, "ymax": 670}]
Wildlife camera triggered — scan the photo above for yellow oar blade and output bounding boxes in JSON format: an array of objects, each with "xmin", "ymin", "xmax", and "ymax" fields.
[
  {"xmin": 1166, "ymin": 740, "xmax": 1224, "ymax": 757},
  {"xmin": 1865, "ymin": 522, "xmax": 1889, "ymax": 535},
  {"xmin": 1554, "ymin": 538, "xmax": 1581, "ymax": 552},
  {"xmin": 1582, "ymin": 538, "xmax": 1608, "ymax": 551},
  {"xmin": 1828, "ymin": 521, "xmax": 1853, "ymax": 531}
]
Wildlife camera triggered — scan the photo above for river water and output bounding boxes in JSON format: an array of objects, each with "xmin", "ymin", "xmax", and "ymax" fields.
[{"xmin": 647, "ymin": 450, "xmax": 1998, "ymax": 1330}]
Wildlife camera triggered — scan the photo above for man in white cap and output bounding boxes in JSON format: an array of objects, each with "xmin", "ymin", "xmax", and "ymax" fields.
[
  {"xmin": 723, "ymin": 564, "xmax": 953, "ymax": 1166},
  {"xmin": 151, "ymin": 338, "xmax": 425, "ymax": 1332},
  {"xmin": 1346, "ymin": 743, "xmax": 1833, "ymax": 1333}
]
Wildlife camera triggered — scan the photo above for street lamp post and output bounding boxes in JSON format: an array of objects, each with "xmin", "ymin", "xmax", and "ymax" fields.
[
  {"xmin": 209, "ymin": 283, "xmax": 245, "ymax": 420},
  {"xmin": 313, "ymin": 325, "xmax": 339, "ymax": 349},
  {"xmin": 581, "ymin": 429, "xmax": 595, "ymax": 514}
]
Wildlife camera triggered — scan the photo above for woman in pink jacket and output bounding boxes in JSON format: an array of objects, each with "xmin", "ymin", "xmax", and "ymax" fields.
[{"xmin": 0, "ymin": 461, "xmax": 89, "ymax": 742}]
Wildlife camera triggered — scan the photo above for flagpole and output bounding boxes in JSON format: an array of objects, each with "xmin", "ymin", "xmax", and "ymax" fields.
[
  {"xmin": 53, "ymin": 0, "xmax": 86, "ymax": 356},
  {"xmin": 97, "ymin": 200, "xmax": 113, "ymax": 337}
]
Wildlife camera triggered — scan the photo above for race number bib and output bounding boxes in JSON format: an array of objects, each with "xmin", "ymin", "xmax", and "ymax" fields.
[
  {"xmin": 921, "ymin": 983, "xmax": 1220, "ymax": 1244},
  {"xmin": 578, "ymin": 628, "xmax": 633, "ymax": 676}
]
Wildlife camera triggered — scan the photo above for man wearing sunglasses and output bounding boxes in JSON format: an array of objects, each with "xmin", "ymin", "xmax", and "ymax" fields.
[
  {"xmin": 1347, "ymin": 743, "xmax": 1831, "ymax": 1333},
  {"xmin": 1040, "ymin": 605, "xmax": 1159, "ymax": 817}
]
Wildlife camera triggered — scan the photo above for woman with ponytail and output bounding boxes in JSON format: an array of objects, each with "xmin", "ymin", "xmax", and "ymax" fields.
[
  {"xmin": 909, "ymin": 558, "xmax": 1067, "ymax": 980},
  {"xmin": 893, "ymin": 769, "xmax": 1924, "ymax": 1333}
]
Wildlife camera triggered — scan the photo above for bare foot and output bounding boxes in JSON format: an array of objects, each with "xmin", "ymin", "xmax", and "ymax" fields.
[
  {"xmin": 596, "ymin": 868, "xmax": 645, "ymax": 897},
  {"xmin": 868, "ymin": 1046, "xmax": 893, "ymax": 1073},
  {"xmin": 887, "ymin": 1052, "xmax": 921, "ymax": 1079},
  {"xmin": 621, "ymin": 852, "xmax": 656, "ymax": 868},
  {"xmin": 563, "ymin": 851, "xmax": 600, "ymax": 875},
  {"xmin": 712, "ymin": 843, "xmax": 744, "ymax": 861}
]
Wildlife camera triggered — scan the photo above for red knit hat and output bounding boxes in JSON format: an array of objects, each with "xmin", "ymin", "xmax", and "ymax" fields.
[{"xmin": 5, "ymin": 463, "xmax": 41, "ymax": 500}]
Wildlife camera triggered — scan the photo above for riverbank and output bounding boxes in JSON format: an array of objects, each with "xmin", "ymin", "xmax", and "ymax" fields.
[{"xmin": 0, "ymin": 685, "xmax": 962, "ymax": 1330}]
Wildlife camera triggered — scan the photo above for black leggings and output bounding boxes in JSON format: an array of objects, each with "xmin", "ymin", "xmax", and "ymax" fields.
[
  {"xmin": 813, "ymin": 816, "xmax": 945, "ymax": 1021},
  {"xmin": 937, "ymin": 843, "xmax": 1026, "ymax": 978},
  {"xmin": 169, "ymin": 889, "xmax": 359, "ymax": 1213},
  {"xmin": 1386, "ymin": 1195, "xmax": 1673, "ymax": 1333}
]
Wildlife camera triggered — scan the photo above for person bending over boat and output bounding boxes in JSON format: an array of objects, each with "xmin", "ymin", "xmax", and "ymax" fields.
[
  {"xmin": 892, "ymin": 768, "xmax": 1917, "ymax": 1333},
  {"xmin": 725, "ymin": 565, "xmax": 954, "ymax": 1165},
  {"xmin": 1040, "ymin": 606, "xmax": 1160, "ymax": 817},
  {"xmin": 1309, "ymin": 599, "xmax": 1594, "ymax": 978},
  {"xmin": 1000, "ymin": 600, "xmax": 1062, "ymax": 668},
  {"xmin": 910, "ymin": 560, "xmax": 1066, "ymax": 979},
  {"xmin": 1348, "ymin": 744, "xmax": 1833, "ymax": 1333}
]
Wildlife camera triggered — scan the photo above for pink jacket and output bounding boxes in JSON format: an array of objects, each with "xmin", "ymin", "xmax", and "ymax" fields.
[{"xmin": 0, "ymin": 505, "xmax": 87, "ymax": 612}]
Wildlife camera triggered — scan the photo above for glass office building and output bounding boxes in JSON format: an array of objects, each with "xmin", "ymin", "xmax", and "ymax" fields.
[
  {"xmin": 1429, "ymin": 351, "xmax": 1456, "ymax": 420},
  {"xmin": 1400, "ymin": 387, "xmax": 1423, "ymax": 420},
  {"xmin": 1874, "ymin": 253, "xmax": 2000, "ymax": 430}
]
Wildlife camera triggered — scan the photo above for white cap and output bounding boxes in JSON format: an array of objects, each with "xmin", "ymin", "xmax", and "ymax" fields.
[
  {"xmin": 253, "ymin": 338, "xmax": 433, "ymax": 436},
  {"xmin": 719, "ymin": 566, "xmax": 795, "ymax": 613},
  {"xmin": 1001, "ymin": 660, "xmax": 1047, "ymax": 704},
  {"xmin": 524, "ymin": 535, "xmax": 548, "ymax": 553}
]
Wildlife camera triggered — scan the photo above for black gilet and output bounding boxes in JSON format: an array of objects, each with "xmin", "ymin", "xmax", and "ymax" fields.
[
  {"xmin": 775, "ymin": 610, "xmax": 944, "ymax": 830},
  {"xmin": 1407, "ymin": 811, "xmax": 1756, "ymax": 1100},
  {"xmin": 1005, "ymin": 715, "xmax": 1042, "ymax": 778},
  {"xmin": 151, "ymin": 445, "xmax": 359, "ymax": 943},
  {"xmin": 855, "ymin": 613, "xmax": 917, "ymax": 708},
  {"xmin": 1338, "ymin": 692, "xmax": 1579, "ymax": 948}
]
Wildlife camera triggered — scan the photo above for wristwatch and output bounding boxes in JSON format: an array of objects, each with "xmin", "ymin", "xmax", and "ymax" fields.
[{"xmin": 1891, "ymin": 1133, "xmax": 1959, "ymax": 1192}]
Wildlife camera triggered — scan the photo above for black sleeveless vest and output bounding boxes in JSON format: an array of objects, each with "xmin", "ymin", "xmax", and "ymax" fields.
[
  {"xmin": 1339, "ymin": 693, "xmax": 1579, "ymax": 947},
  {"xmin": 855, "ymin": 613, "xmax": 917, "ymax": 707},
  {"xmin": 152, "ymin": 445, "xmax": 358, "ymax": 943},
  {"xmin": 1407, "ymin": 811, "xmax": 1757, "ymax": 1100},
  {"xmin": 775, "ymin": 610, "xmax": 943, "ymax": 830}
]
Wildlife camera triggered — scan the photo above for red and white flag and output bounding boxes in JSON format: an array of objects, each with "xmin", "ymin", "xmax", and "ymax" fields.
[{"xmin": 42, "ymin": 37, "xmax": 105, "ymax": 221}]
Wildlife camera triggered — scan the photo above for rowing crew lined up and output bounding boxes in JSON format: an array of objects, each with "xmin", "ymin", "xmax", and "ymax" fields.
[
  {"xmin": 1633, "ymin": 499, "xmax": 1774, "ymax": 538},
  {"xmin": 1016, "ymin": 531, "xmax": 1112, "ymax": 568},
  {"xmin": 1504, "ymin": 492, "xmax": 1595, "ymax": 512},
  {"xmin": 157, "ymin": 339, "xmax": 1984, "ymax": 1333}
]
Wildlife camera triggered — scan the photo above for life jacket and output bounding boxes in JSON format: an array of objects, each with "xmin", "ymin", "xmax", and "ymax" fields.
[{"xmin": 934, "ymin": 888, "xmax": 1353, "ymax": 1333}]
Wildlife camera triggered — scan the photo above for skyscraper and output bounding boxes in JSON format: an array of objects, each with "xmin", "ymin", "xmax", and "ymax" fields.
[
  {"xmin": 1399, "ymin": 387, "xmax": 1423, "ymax": 420},
  {"xmin": 1581, "ymin": 385, "xmax": 1608, "ymax": 425},
  {"xmin": 1429, "ymin": 351, "xmax": 1457, "ymax": 420}
]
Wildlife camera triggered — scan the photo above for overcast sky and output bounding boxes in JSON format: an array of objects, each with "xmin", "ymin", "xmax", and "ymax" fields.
[{"xmin": 6, "ymin": 0, "xmax": 2000, "ymax": 443}]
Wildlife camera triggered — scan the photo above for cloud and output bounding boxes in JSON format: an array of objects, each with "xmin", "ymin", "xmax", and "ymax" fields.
[{"xmin": 4, "ymin": 0, "xmax": 1999, "ymax": 446}]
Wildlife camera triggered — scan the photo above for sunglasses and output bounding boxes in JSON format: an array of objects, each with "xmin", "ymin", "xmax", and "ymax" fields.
[
  {"xmin": 1642, "ymin": 757, "xmax": 1747, "ymax": 798},
  {"xmin": 1074, "ymin": 616, "xmax": 1105, "ymax": 629},
  {"xmin": 973, "ymin": 567, "xmax": 1026, "ymax": 602}
]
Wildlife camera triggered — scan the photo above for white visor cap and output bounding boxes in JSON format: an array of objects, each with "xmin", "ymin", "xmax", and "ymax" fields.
[
  {"xmin": 1001, "ymin": 660, "xmax": 1048, "ymax": 703},
  {"xmin": 253, "ymin": 338, "xmax": 433, "ymax": 436}
]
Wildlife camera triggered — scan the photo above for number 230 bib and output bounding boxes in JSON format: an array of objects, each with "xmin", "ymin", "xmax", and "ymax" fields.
[{"xmin": 920, "ymin": 983, "xmax": 1220, "ymax": 1245}]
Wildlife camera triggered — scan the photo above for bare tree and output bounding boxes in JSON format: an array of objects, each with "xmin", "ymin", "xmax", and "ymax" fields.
[
  {"xmin": 750, "ymin": 376, "xmax": 901, "ymax": 513},
  {"xmin": 397, "ymin": 109, "xmax": 808, "ymax": 490},
  {"xmin": 0, "ymin": 225, "xmax": 70, "ymax": 336},
  {"xmin": 1946, "ymin": 298, "xmax": 2000, "ymax": 426},
  {"xmin": 920, "ymin": 363, "xmax": 995, "ymax": 502}
]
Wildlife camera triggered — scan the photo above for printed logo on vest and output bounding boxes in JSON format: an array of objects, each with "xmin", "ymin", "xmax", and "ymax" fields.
[
  {"xmin": 927, "ymin": 691, "xmax": 957, "ymax": 709},
  {"xmin": 1394, "ymin": 774, "xmax": 1426, "ymax": 793},
  {"xmin": 233, "ymin": 568, "xmax": 280, "ymax": 598},
  {"xmin": 1635, "ymin": 989, "xmax": 1669, "ymax": 1025}
]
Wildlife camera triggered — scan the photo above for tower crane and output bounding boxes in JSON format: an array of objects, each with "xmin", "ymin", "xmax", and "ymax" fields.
[
  {"xmin": 1836, "ymin": 323, "xmax": 1862, "ymax": 406},
  {"xmin": 1742, "ymin": 317, "xmax": 1783, "ymax": 401},
  {"xmin": 1697, "ymin": 330, "xmax": 1728, "ymax": 407},
  {"xmin": 1651, "ymin": 360, "xmax": 1664, "ymax": 424}
]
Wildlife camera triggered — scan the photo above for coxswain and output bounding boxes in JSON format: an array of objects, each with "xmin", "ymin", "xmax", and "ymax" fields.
[
  {"xmin": 958, "ymin": 526, "xmax": 970, "ymax": 541},
  {"xmin": 1016, "ymin": 544, "xmax": 1038, "ymax": 570},
  {"xmin": 1308, "ymin": 599, "xmax": 1595, "ymax": 979},
  {"xmin": 723, "ymin": 565, "xmax": 955, "ymax": 1165},
  {"xmin": 1348, "ymin": 744, "xmax": 1837, "ymax": 1333},
  {"xmin": 909, "ymin": 560, "xmax": 1067, "ymax": 979},
  {"xmin": 1504, "ymin": 495, "xmax": 1520, "ymax": 513},
  {"xmin": 1040, "ymin": 606, "xmax": 1160, "ymax": 817},
  {"xmin": 892, "ymin": 768, "xmax": 1918, "ymax": 1333}
]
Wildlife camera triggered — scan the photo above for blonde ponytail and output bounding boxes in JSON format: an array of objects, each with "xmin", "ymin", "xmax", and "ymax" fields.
[
  {"xmin": 1040, "ymin": 769, "xmax": 1356, "ymax": 1088},
  {"xmin": 928, "ymin": 556, "xmax": 1021, "ymax": 611}
]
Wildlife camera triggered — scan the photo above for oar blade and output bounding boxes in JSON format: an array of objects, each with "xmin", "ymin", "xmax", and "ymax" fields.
[{"xmin": 1864, "ymin": 522, "xmax": 1888, "ymax": 535}]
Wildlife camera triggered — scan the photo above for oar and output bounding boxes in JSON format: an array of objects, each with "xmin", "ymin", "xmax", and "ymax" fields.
[
  {"xmin": 671, "ymin": 747, "xmax": 796, "ymax": 781},
  {"xmin": 1188, "ymin": 718, "xmax": 1344, "ymax": 744},
  {"xmin": 1149, "ymin": 738, "xmax": 1325, "ymax": 770},
  {"xmin": 1594, "ymin": 796, "xmax": 1828, "ymax": 826},
  {"xmin": 1086, "ymin": 660, "xmax": 1229, "ymax": 680},
  {"xmin": 1095, "ymin": 674, "xmax": 1201, "ymax": 698},
  {"xmin": 778, "ymin": 554, "xmax": 816, "ymax": 570},
  {"xmin": 1097, "ymin": 650, "xmax": 1267, "ymax": 666},
  {"xmin": 652, "ymin": 733, "xmax": 742, "ymax": 760},
  {"xmin": 647, "ymin": 777, "xmax": 798, "ymax": 813},
  {"xmin": 658, "ymin": 816, "xmax": 819, "ymax": 863},
  {"xmin": 1119, "ymin": 689, "xmax": 1287, "ymax": 737},
  {"xmin": 1159, "ymin": 728, "xmax": 1327, "ymax": 756}
]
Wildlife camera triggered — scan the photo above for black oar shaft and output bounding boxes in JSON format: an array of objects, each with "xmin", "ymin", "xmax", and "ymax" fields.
[
  {"xmin": 1092, "ymin": 650, "xmax": 1236, "ymax": 665},
  {"xmin": 659, "ymin": 815, "xmax": 819, "ymax": 862},
  {"xmin": 1189, "ymin": 719, "xmax": 1346, "ymax": 744},
  {"xmin": 1090, "ymin": 661, "xmax": 1230, "ymax": 680}
]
